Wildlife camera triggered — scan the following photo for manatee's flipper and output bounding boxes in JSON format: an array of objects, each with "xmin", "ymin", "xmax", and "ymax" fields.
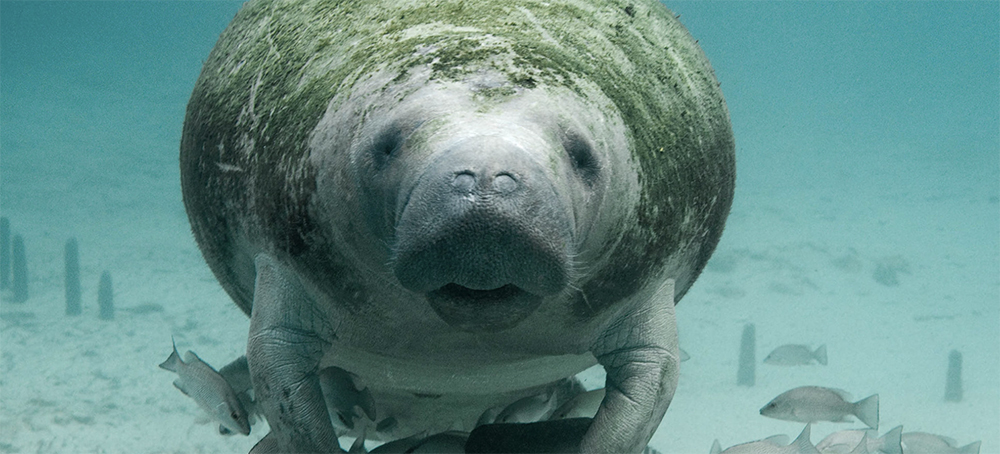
[
  {"xmin": 247, "ymin": 253, "xmax": 341, "ymax": 453},
  {"xmin": 582, "ymin": 278, "xmax": 679, "ymax": 453}
]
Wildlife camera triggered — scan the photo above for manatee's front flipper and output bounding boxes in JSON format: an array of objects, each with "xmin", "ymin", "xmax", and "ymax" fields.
[
  {"xmin": 247, "ymin": 253, "xmax": 341, "ymax": 453},
  {"xmin": 582, "ymin": 278, "xmax": 679, "ymax": 453}
]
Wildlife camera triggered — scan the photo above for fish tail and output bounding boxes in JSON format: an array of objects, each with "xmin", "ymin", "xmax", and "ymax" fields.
[
  {"xmin": 789, "ymin": 423, "xmax": 815, "ymax": 453},
  {"xmin": 958, "ymin": 441, "xmax": 982, "ymax": 454},
  {"xmin": 349, "ymin": 428, "xmax": 367, "ymax": 453},
  {"xmin": 878, "ymin": 425, "xmax": 903, "ymax": 454},
  {"xmin": 814, "ymin": 344, "xmax": 828, "ymax": 365},
  {"xmin": 359, "ymin": 387, "xmax": 377, "ymax": 421},
  {"xmin": 159, "ymin": 337, "xmax": 182, "ymax": 372},
  {"xmin": 853, "ymin": 394, "xmax": 879, "ymax": 431}
]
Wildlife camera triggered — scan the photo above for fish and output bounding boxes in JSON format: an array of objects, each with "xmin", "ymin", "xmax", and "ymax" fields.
[
  {"xmin": 764, "ymin": 345, "xmax": 828, "ymax": 366},
  {"xmin": 711, "ymin": 424, "xmax": 821, "ymax": 454},
  {"xmin": 759, "ymin": 386, "xmax": 878, "ymax": 430},
  {"xmin": 900, "ymin": 432, "xmax": 981, "ymax": 454},
  {"xmin": 549, "ymin": 388, "xmax": 605, "ymax": 420},
  {"xmin": 215, "ymin": 355, "xmax": 258, "ymax": 435},
  {"xmin": 159, "ymin": 339, "xmax": 251, "ymax": 436},
  {"xmin": 368, "ymin": 431, "xmax": 429, "ymax": 453},
  {"xmin": 348, "ymin": 429, "xmax": 368, "ymax": 453},
  {"xmin": 375, "ymin": 416, "xmax": 399, "ymax": 435},
  {"xmin": 319, "ymin": 366, "xmax": 377, "ymax": 431},
  {"xmin": 816, "ymin": 425, "xmax": 902, "ymax": 454},
  {"xmin": 409, "ymin": 431, "xmax": 469, "ymax": 453},
  {"xmin": 495, "ymin": 389, "xmax": 559, "ymax": 423},
  {"xmin": 475, "ymin": 406, "xmax": 501, "ymax": 427}
]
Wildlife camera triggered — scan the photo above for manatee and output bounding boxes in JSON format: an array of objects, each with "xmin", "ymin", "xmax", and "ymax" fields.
[{"xmin": 179, "ymin": 0, "xmax": 735, "ymax": 452}]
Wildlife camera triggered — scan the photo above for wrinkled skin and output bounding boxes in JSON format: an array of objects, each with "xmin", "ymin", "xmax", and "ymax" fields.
[{"xmin": 180, "ymin": 0, "xmax": 734, "ymax": 452}]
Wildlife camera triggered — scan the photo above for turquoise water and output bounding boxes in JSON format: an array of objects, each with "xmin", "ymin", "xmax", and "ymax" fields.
[{"xmin": 1, "ymin": 2, "xmax": 997, "ymax": 453}]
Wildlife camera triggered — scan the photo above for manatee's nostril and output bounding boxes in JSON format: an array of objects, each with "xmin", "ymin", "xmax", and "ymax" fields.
[
  {"xmin": 492, "ymin": 173, "xmax": 517, "ymax": 194},
  {"xmin": 452, "ymin": 172, "xmax": 476, "ymax": 193}
]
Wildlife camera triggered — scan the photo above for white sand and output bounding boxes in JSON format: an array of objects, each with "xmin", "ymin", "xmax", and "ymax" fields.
[
  {"xmin": 3, "ymin": 144, "xmax": 996, "ymax": 453},
  {"xmin": 1, "ymin": 3, "xmax": 997, "ymax": 454}
]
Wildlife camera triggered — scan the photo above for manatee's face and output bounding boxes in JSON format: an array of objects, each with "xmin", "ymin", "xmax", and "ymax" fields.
[{"xmin": 311, "ymin": 68, "xmax": 631, "ymax": 333}]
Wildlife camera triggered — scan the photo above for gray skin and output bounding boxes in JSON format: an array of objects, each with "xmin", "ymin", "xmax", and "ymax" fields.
[{"xmin": 179, "ymin": 0, "xmax": 734, "ymax": 452}]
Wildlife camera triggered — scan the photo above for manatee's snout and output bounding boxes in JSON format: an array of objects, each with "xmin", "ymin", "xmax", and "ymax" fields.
[{"xmin": 393, "ymin": 135, "xmax": 572, "ymax": 331}]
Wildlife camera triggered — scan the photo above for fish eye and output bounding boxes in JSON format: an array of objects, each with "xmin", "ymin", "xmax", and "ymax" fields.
[{"xmin": 232, "ymin": 411, "xmax": 241, "ymax": 420}]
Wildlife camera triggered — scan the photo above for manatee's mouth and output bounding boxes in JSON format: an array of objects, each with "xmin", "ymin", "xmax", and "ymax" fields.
[{"xmin": 425, "ymin": 283, "xmax": 543, "ymax": 332}]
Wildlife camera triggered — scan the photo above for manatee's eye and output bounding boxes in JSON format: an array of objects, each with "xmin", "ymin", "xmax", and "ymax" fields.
[
  {"xmin": 371, "ymin": 126, "xmax": 403, "ymax": 164},
  {"xmin": 562, "ymin": 130, "xmax": 600, "ymax": 186},
  {"xmin": 370, "ymin": 120, "xmax": 425, "ymax": 169}
]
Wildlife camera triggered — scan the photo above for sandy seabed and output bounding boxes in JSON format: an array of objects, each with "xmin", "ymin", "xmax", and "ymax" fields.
[
  {"xmin": 0, "ymin": 4, "xmax": 997, "ymax": 449},
  {"xmin": 1, "ymin": 140, "xmax": 997, "ymax": 454}
]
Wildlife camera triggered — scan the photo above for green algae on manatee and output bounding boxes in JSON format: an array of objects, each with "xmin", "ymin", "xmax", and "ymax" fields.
[{"xmin": 181, "ymin": 0, "xmax": 735, "ymax": 313}]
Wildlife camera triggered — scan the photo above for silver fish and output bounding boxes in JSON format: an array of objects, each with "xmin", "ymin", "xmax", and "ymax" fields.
[
  {"xmin": 495, "ymin": 390, "xmax": 558, "ymax": 423},
  {"xmin": 475, "ymin": 406, "xmax": 501, "ymax": 427},
  {"xmin": 901, "ymin": 432, "xmax": 981, "ymax": 454},
  {"xmin": 760, "ymin": 386, "xmax": 878, "ymax": 430},
  {"xmin": 712, "ymin": 424, "xmax": 820, "ymax": 454},
  {"xmin": 817, "ymin": 425, "xmax": 902, "ymax": 454},
  {"xmin": 216, "ymin": 355, "xmax": 257, "ymax": 435},
  {"xmin": 349, "ymin": 429, "xmax": 368, "ymax": 453},
  {"xmin": 764, "ymin": 345, "xmax": 828, "ymax": 366},
  {"xmin": 549, "ymin": 388, "xmax": 605, "ymax": 420},
  {"xmin": 410, "ymin": 431, "xmax": 469, "ymax": 453},
  {"xmin": 320, "ymin": 366, "xmax": 377, "ymax": 431},
  {"xmin": 159, "ymin": 339, "xmax": 251, "ymax": 435},
  {"xmin": 369, "ymin": 431, "xmax": 429, "ymax": 453},
  {"xmin": 368, "ymin": 430, "xmax": 469, "ymax": 454}
]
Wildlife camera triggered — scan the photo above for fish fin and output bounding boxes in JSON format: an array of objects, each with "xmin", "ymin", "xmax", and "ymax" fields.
[
  {"xmin": 159, "ymin": 338, "xmax": 182, "ymax": 372},
  {"xmin": 375, "ymin": 416, "xmax": 397, "ymax": 435},
  {"xmin": 850, "ymin": 433, "xmax": 870, "ymax": 454},
  {"xmin": 477, "ymin": 406, "xmax": 501, "ymax": 426},
  {"xmin": 853, "ymin": 394, "xmax": 879, "ymax": 431},
  {"xmin": 172, "ymin": 380, "xmax": 190, "ymax": 396},
  {"xmin": 709, "ymin": 439, "xmax": 721, "ymax": 454},
  {"xmin": 358, "ymin": 387, "xmax": 377, "ymax": 421},
  {"xmin": 349, "ymin": 429, "xmax": 367, "ymax": 453},
  {"xmin": 958, "ymin": 441, "xmax": 982, "ymax": 454},
  {"xmin": 763, "ymin": 435, "xmax": 790, "ymax": 445},
  {"xmin": 218, "ymin": 355, "xmax": 252, "ymax": 393},
  {"xmin": 814, "ymin": 344, "xmax": 828, "ymax": 365},
  {"xmin": 878, "ymin": 425, "xmax": 903, "ymax": 454},
  {"xmin": 789, "ymin": 424, "xmax": 820, "ymax": 454},
  {"xmin": 828, "ymin": 388, "xmax": 853, "ymax": 401},
  {"xmin": 183, "ymin": 350, "xmax": 218, "ymax": 371},
  {"xmin": 219, "ymin": 425, "xmax": 232, "ymax": 436}
]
